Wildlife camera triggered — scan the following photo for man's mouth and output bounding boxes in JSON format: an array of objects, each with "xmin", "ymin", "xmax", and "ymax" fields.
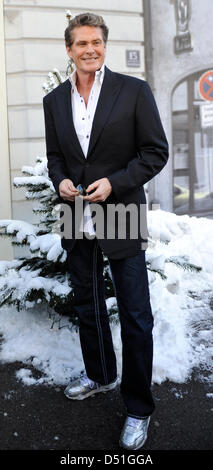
[{"xmin": 82, "ymin": 57, "xmax": 98, "ymax": 61}]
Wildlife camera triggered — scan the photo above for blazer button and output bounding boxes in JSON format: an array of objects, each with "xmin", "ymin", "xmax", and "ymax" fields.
[{"xmin": 85, "ymin": 162, "xmax": 90, "ymax": 168}]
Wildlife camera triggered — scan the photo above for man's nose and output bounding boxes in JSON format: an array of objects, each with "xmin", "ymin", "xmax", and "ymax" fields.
[{"xmin": 86, "ymin": 43, "xmax": 95, "ymax": 54}]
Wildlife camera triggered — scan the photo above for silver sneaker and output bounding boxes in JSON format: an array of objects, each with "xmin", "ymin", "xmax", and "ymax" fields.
[
  {"xmin": 64, "ymin": 373, "xmax": 120, "ymax": 400},
  {"xmin": 119, "ymin": 416, "xmax": 150, "ymax": 450}
]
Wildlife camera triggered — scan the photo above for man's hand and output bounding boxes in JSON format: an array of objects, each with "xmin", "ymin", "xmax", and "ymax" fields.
[
  {"xmin": 59, "ymin": 179, "xmax": 80, "ymax": 201},
  {"xmin": 83, "ymin": 178, "xmax": 112, "ymax": 202}
]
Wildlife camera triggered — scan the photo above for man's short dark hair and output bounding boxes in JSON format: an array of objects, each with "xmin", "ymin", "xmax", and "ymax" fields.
[{"xmin": 64, "ymin": 12, "xmax": 109, "ymax": 48}]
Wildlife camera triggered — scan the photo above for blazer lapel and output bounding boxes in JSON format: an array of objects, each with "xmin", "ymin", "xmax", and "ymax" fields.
[
  {"xmin": 56, "ymin": 79, "xmax": 86, "ymax": 162},
  {"xmin": 87, "ymin": 66, "xmax": 124, "ymax": 160},
  {"xmin": 56, "ymin": 66, "xmax": 123, "ymax": 163}
]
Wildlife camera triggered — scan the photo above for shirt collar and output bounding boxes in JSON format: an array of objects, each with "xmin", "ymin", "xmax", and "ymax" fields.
[{"xmin": 69, "ymin": 63, "xmax": 105, "ymax": 90}]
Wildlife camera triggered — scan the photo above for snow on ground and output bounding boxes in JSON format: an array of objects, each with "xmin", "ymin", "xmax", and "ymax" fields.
[{"xmin": 0, "ymin": 210, "xmax": 212, "ymax": 388}]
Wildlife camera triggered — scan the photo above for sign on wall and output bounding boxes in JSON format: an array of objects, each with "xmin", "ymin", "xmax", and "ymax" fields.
[
  {"xmin": 200, "ymin": 103, "xmax": 213, "ymax": 128},
  {"xmin": 126, "ymin": 50, "xmax": 140, "ymax": 67}
]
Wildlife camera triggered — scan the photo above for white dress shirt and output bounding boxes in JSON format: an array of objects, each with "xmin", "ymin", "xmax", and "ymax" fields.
[{"xmin": 69, "ymin": 63, "xmax": 105, "ymax": 235}]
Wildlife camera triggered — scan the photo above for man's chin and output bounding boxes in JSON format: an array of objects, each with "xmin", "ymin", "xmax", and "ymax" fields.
[{"xmin": 83, "ymin": 64, "xmax": 101, "ymax": 72}]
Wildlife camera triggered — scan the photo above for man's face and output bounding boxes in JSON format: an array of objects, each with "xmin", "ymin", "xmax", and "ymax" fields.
[{"xmin": 66, "ymin": 26, "xmax": 106, "ymax": 75}]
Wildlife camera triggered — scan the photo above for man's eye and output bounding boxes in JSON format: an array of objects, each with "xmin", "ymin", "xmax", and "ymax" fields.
[{"xmin": 77, "ymin": 41, "xmax": 101, "ymax": 46}]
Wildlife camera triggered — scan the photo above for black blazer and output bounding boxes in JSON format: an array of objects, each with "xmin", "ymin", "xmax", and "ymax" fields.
[{"xmin": 43, "ymin": 66, "xmax": 169, "ymax": 259}]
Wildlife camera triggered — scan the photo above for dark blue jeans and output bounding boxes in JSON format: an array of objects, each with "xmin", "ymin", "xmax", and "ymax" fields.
[{"xmin": 66, "ymin": 234, "xmax": 155, "ymax": 418}]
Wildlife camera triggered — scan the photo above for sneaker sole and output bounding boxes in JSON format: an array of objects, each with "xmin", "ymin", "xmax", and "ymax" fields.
[
  {"xmin": 119, "ymin": 434, "xmax": 147, "ymax": 450},
  {"xmin": 64, "ymin": 378, "xmax": 120, "ymax": 401}
]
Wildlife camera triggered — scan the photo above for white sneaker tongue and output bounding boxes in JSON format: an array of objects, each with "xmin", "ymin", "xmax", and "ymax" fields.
[
  {"xmin": 80, "ymin": 375, "xmax": 95, "ymax": 387},
  {"xmin": 128, "ymin": 417, "xmax": 142, "ymax": 427}
]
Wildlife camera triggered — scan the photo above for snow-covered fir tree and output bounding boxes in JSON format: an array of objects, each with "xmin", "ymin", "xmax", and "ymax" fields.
[{"xmin": 0, "ymin": 150, "xmax": 202, "ymax": 326}]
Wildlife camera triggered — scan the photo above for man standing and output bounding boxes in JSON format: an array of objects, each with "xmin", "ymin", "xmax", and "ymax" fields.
[{"xmin": 43, "ymin": 12, "xmax": 169, "ymax": 450}]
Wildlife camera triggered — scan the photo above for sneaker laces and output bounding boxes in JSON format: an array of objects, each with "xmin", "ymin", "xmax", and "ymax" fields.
[
  {"xmin": 127, "ymin": 417, "xmax": 144, "ymax": 428},
  {"xmin": 80, "ymin": 374, "xmax": 95, "ymax": 389}
]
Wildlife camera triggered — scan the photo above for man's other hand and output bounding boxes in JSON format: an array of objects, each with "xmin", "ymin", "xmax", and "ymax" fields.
[
  {"xmin": 59, "ymin": 179, "xmax": 80, "ymax": 201},
  {"xmin": 83, "ymin": 178, "xmax": 112, "ymax": 202}
]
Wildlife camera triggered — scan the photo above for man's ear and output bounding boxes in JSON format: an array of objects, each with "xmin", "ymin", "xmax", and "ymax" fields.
[{"xmin": 66, "ymin": 45, "xmax": 72, "ymax": 58}]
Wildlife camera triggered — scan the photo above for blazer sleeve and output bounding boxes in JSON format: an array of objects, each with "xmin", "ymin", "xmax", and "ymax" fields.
[
  {"xmin": 43, "ymin": 95, "xmax": 70, "ymax": 196},
  {"xmin": 107, "ymin": 81, "xmax": 169, "ymax": 199}
]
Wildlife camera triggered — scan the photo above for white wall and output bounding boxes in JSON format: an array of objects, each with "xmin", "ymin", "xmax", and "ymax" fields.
[{"xmin": 0, "ymin": 0, "xmax": 13, "ymax": 260}]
